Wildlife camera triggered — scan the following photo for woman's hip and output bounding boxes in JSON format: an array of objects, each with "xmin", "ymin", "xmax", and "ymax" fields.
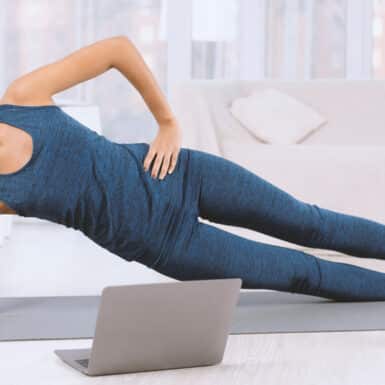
[
  {"xmin": 123, "ymin": 142, "xmax": 201, "ymax": 211},
  {"xmin": 121, "ymin": 142, "xmax": 202, "ymax": 266}
]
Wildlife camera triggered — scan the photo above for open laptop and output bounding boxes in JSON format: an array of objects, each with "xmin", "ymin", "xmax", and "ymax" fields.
[{"xmin": 54, "ymin": 278, "xmax": 242, "ymax": 376}]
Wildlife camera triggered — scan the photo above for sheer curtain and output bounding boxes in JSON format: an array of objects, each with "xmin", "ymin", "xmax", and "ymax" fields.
[
  {"xmin": 0, "ymin": 0, "xmax": 384, "ymax": 142},
  {"xmin": 0, "ymin": 0, "xmax": 166, "ymax": 143}
]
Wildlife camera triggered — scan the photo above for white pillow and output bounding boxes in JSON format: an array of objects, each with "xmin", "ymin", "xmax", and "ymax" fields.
[{"xmin": 229, "ymin": 88, "xmax": 327, "ymax": 144}]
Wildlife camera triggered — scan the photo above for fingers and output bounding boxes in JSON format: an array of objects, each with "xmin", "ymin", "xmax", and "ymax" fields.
[
  {"xmin": 143, "ymin": 147, "xmax": 156, "ymax": 172},
  {"xmin": 168, "ymin": 150, "xmax": 178, "ymax": 174},
  {"xmin": 159, "ymin": 152, "xmax": 171, "ymax": 180},
  {"xmin": 143, "ymin": 147, "xmax": 180, "ymax": 180},
  {"xmin": 151, "ymin": 152, "xmax": 164, "ymax": 179}
]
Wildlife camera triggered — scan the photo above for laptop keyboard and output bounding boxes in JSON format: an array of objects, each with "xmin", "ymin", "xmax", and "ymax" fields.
[{"xmin": 76, "ymin": 358, "xmax": 89, "ymax": 368}]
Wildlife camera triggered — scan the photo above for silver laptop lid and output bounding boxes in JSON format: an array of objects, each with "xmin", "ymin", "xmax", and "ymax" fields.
[{"xmin": 88, "ymin": 278, "xmax": 241, "ymax": 375}]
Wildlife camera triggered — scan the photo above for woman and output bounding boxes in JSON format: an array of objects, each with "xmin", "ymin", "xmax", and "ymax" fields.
[{"xmin": 1, "ymin": 35, "xmax": 385, "ymax": 302}]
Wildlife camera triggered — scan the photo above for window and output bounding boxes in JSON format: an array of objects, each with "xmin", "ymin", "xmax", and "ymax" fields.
[{"xmin": 0, "ymin": 0, "xmax": 382, "ymax": 142}]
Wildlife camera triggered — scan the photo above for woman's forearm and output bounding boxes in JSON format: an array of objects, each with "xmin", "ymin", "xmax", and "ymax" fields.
[{"xmin": 111, "ymin": 37, "xmax": 176, "ymax": 126}]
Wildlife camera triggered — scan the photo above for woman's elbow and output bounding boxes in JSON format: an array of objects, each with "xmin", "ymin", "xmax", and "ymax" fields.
[
  {"xmin": 3, "ymin": 80, "xmax": 34, "ymax": 103},
  {"xmin": 113, "ymin": 35, "xmax": 130, "ymax": 44}
]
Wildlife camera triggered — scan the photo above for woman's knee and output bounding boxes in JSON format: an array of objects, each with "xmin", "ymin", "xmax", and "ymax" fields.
[{"xmin": 285, "ymin": 253, "xmax": 322, "ymax": 296}]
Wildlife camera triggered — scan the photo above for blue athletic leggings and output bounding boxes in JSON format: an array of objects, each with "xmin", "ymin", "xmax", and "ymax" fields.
[{"xmin": 134, "ymin": 145, "xmax": 385, "ymax": 302}]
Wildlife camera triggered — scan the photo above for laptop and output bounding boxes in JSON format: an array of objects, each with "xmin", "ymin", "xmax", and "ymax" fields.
[{"xmin": 54, "ymin": 278, "xmax": 242, "ymax": 376}]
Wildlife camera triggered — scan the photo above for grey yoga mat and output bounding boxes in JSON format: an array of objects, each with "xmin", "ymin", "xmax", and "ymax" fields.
[{"xmin": 1, "ymin": 291, "xmax": 384, "ymax": 341}]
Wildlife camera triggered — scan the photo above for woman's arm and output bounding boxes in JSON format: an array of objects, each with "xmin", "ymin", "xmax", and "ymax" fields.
[
  {"xmin": 2, "ymin": 35, "xmax": 181, "ymax": 179},
  {"xmin": 2, "ymin": 36, "xmax": 125, "ymax": 105},
  {"xmin": 3, "ymin": 35, "xmax": 176, "ymax": 124}
]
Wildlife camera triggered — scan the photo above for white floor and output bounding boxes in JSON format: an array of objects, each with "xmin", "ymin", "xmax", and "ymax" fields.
[{"xmin": 1, "ymin": 220, "xmax": 385, "ymax": 384}]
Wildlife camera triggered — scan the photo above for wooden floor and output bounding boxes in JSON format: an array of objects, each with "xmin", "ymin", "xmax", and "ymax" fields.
[
  {"xmin": 1, "ymin": 220, "xmax": 385, "ymax": 384},
  {"xmin": 1, "ymin": 330, "xmax": 385, "ymax": 384}
]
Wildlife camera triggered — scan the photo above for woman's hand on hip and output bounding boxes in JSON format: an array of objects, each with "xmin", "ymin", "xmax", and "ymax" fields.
[{"xmin": 143, "ymin": 118, "xmax": 182, "ymax": 180}]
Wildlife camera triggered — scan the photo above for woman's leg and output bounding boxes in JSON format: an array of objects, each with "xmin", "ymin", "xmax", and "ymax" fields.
[
  {"xmin": 151, "ymin": 218, "xmax": 385, "ymax": 301},
  {"xmin": 190, "ymin": 149, "xmax": 385, "ymax": 259},
  {"xmin": 142, "ymin": 148, "xmax": 385, "ymax": 302}
]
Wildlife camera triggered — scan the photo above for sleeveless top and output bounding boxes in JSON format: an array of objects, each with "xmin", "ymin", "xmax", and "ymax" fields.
[{"xmin": 0, "ymin": 104, "xmax": 153, "ymax": 261}]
